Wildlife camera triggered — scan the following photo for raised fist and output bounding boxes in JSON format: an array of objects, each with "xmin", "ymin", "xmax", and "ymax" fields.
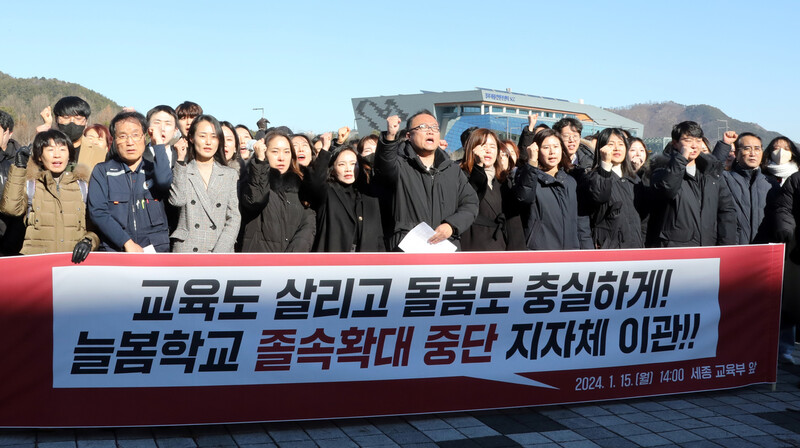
[
  {"xmin": 723, "ymin": 131, "xmax": 738, "ymax": 145},
  {"xmin": 386, "ymin": 115, "xmax": 401, "ymax": 140},
  {"xmin": 337, "ymin": 126, "xmax": 351, "ymax": 144},
  {"xmin": 527, "ymin": 113, "xmax": 538, "ymax": 132}
]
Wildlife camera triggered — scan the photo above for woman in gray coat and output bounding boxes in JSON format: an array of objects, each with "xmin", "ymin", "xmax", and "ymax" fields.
[{"xmin": 169, "ymin": 115, "xmax": 241, "ymax": 253}]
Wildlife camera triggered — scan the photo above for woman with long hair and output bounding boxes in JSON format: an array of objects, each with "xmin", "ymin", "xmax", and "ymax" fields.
[
  {"xmin": 240, "ymin": 131, "xmax": 315, "ymax": 252},
  {"xmin": 168, "ymin": 115, "xmax": 241, "ymax": 253},
  {"xmin": 459, "ymin": 128, "xmax": 524, "ymax": 251},
  {"xmin": 581, "ymin": 128, "xmax": 645, "ymax": 248},
  {"xmin": 514, "ymin": 128, "xmax": 589, "ymax": 250},
  {"xmin": 308, "ymin": 145, "xmax": 386, "ymax": 252}
]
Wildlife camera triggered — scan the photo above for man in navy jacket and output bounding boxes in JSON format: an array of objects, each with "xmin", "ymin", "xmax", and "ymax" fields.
[{"xmin": 87, "ymin": 111, "xmax": 173, "ymax": 252}]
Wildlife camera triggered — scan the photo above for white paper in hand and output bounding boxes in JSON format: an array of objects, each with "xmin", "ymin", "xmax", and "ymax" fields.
[{"xmin": 398, "ymin": 222, "xmax": 457, "ymax": 253}]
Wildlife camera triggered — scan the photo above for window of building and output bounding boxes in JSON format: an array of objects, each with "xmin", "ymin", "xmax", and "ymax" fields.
[
  {"xmin": 440, "ymin": 106, "xmax": 456, "ymax": 114},
  {"xmin": 462, "ymin": 106, "xmax": 481, "ymax": 114}
]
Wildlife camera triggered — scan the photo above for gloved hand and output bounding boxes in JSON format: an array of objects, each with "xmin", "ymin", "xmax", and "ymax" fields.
[
  {"xmin": 72, "ymin": 238, "xmax": 92, "ymax": 264},
  {"xmin": 14, "ymin": 147, "xmax": 30, "ymax": 168}
]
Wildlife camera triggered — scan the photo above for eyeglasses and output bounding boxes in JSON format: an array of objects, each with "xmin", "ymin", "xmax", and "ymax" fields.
[
  {"xmin": 561, "ymin": 133, "xmax": 580, "ymax": 142},
  {"xmin": 410, "ymin": 123, "xmax": 440, "ymax": 133},
  {"xmin": 739, "ymin": 146, "xmax": 763, "ymax": 153},
  {"xmin": 115, "ymin": 133, "xmax": 144, "ymax": 142}
]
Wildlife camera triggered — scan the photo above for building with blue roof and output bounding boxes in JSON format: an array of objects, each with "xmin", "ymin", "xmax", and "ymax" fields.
[{"xmin": 352, "ymin": 88, "xmax": 644, "ymax": 152}]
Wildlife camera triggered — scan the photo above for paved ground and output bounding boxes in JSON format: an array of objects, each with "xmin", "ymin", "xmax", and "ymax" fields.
[{"xmin": 4, "ymin": 362, "xmax": 800, "ymax": 448}]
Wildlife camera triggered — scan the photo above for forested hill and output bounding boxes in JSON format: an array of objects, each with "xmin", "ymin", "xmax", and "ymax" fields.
[
  {"xmin": 0, "ymin": 71, "xmax": 122, "ymax": 144},
  {"xmin": 609, "ymin": 102, "xmax": 784, "ymax": 143}
]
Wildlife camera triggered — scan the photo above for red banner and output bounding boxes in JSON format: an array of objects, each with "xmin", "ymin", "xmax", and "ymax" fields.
[{"xmin": 0, "ymin": 245, "xmax": 784, "ymax": 427}]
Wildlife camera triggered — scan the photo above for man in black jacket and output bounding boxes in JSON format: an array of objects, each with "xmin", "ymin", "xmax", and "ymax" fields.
[
  {"xmin": 646, "ymin": 121, "xmax": 737, "ymax": 247},
  {"xmin": 711, "ymin": 131, "xmax": 779, "ymax": 244},
  {"xmin": 375, "ymin": 111, "xmax": 478, "ymax": 250}
]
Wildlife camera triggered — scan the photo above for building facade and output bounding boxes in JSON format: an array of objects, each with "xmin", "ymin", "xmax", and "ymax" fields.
[{"xmin": 352, "ymin": 88, "xmax": 644, "ymax": 152}]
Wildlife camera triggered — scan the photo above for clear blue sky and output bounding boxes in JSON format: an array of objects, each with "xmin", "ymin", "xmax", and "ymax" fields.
[{"xmin": 3, "ymin": 0, "xmax": 799, "ymax": 140}]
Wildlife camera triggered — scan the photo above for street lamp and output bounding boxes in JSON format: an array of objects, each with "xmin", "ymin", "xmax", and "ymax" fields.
[{"xmin": 253, "ymin": 108, "xmax": 264, "ymax": 118}]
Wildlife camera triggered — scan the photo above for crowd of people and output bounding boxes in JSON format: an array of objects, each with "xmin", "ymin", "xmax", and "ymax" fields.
[{"xmin": 1, "ymin": 95, "xmax": 799, "ymax": 361}]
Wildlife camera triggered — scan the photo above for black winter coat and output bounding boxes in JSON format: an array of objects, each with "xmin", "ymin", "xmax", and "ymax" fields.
[
  {"xmin": 460, "ymin": 165, "xmax": 525, "ymax": 251},
  {"xmin": 710, "ymin": 140, "xmax": 780, "ymax": 244},
  {"xmin": 646, "ymin": 150, "xmax": 737, "ymax": 247},
  {"xmin": 374, "ymin": 133, "xmax": 478, "ymax": 250},
  {"xmin": 514, "ymin": 164, "xmax": 590, "ymax": 250},
  {"xmin": 307, "ymin": 151, "xmax": 386, "ymax": 252},
  {"xmin": 722, "ymin": 163, "xmax": 779, "ymax": 244},
  {"xmin": 581, "ymin": 167, "xmax": 645, "ymax": 249},
  {"xmin": 0, "ymin": 139, "xmax": 24, "ymax": 255},
  {"xmin": 771, "ymin": 172, "xmax": 800, "ymax": 250},
  {"xmin": 240, "ymin": 159, "xmax": 315, "ymax": 252}
]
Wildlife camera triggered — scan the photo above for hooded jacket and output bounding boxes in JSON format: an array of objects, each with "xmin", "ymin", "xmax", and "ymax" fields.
[
  {"xmin": 374, "ymin": 133, "xmax": 478, "ymax": 251},
  {"xmin": 710, "ymin": 140, "xmax": 780, "ymax": 244},
  {"xmin": 646, "ymin": 149, "xmax": 737, "ymax": 247},
  {"xmin": 239, "ymin": 158, "xmax": 315, "ymax": 252},
  {"xmin": 0, "ymin": 162, "xmax": 98, "ymax": 255}
]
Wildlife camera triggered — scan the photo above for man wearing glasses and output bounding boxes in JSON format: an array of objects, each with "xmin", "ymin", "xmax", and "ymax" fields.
[
  {"xmin": 87, "ymin": 111, "xmax": 172, "ymax": 252},
  {"xmin": 647, "ymin": 121, "xmax": 736, "ymax": 248},
  {"xmin": 553, "ymin": 117, "xmax": 593, "ymax": 170},
  {"xmin": 711, "ymin": 131, "xmax": 779, "ymax": 245},
  {"xmin": 375, "ymin": 110, "xmax": 478, "ymax": 251}
]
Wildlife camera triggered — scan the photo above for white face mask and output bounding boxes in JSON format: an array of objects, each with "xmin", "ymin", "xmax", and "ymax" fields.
[{"xmin": 772, "ymin": 148, "xmax": 792, "ymax": 165}]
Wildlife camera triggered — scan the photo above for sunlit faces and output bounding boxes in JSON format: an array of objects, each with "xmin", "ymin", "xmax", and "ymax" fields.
[
  {"xmin": 360, "ymin": 139, "xmax": 377, "ymax": 157},
  {"xmin": 149, "ymin": 111, "xmax": 177, "ymax": 144},
  {"xmin": 676, "ymin": 135, "xmax": 702, "ymax": 162},
  {"xmin": 559, "ymin": 126, "xmax": 581, "ymax": 156},
  {"xmin": 499, "ymin": 149, "xmax": 510, "ymax": 171},
  {"xmin": 114, "ymin": 119, "xmax": 147, "ymax": 167},
  {"xmin": 191, "ymin": 121, "xmax": 219, "ymax": 163},
  {"xmin": 480, "ymin": 134, "xmax": 499, "ymax": 167},
  {"xmin": 334, "ymin": 150, "xmax": 358, "ymax": 184},
  {"xmin": 736, "ymin": 135, "xmax": 763, "ymax": 169},
  {"xmin": 291, "ymin": 136, "xmax": 313, "ymax": 167},
  {"xmin": 772, "ymin": 139, "xmax": 793, "ymax": 164},
  {"xmin": 606, "ymin": 134, "xmax": 627, "ymax": 165},
  {"xmin": 538, "ymin": 136, "xmax": 563, "ymax": 173},
  {"xmin": 408, "ymin": 114, "xmax": 440, "ymax": 153},
  {"xmin": 505, "ymin": 143, "xmax": 518, "ymax": 165},
  {"xmin": 266, "ymin": 136, "xmax": 292, "ymax": 174},
  {"xmin": 313, "ymin": 140, "xmax": 324, "ymax": 152},
  {"xmin": 222, "ymin": 126, "xmax": 236, "ymax": 161},
  {"xmin": 628, "ymin": 141, "xmax": 647, "ymax": 171},
  {"xmin": 39, "ymin": 139, "xmax": 70, "ymax": 175},
  {"xmin": 83, "ymin": 128, "xmax": 108, "ymax": 151},
  {"xmin": 236, "ymin": 128, "xmax": 251, "ymax": 150},
  {"xmin": 178, "ymin": 115, "xmax": 196, "ymax": 137}
]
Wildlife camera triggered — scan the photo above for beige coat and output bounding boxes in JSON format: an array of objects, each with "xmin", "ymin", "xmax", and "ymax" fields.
[{"xmin": 0, "ymin": 163, "xmax": 98, "ymax": 255}]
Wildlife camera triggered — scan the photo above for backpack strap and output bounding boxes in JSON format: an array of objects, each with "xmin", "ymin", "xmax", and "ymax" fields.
[
  {"xmin": 26, "ymin": 179, "xmax": 35, "ymax": 211},
  {"xmin": 78, "ymin": 179, "xmax": 88, "ymax": 203}
]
